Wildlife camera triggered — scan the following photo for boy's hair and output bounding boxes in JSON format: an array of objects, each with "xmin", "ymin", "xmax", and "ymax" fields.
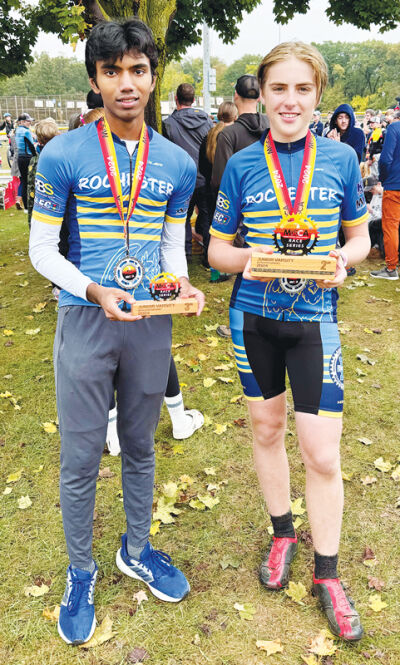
[
  {"xmin": 85, "ymin": 19, "xmax": 158, "ymax": 81},
  {"xmin": 257, "ymin": 41, "xmax": 328, "ymax": 105},
  {"xmin": 34, "ymin": 118, "xmax": 59, "ymax": 145},
  {"xmin": 176, "ymin": 83, "xmax": 195, "ymax": 106}
]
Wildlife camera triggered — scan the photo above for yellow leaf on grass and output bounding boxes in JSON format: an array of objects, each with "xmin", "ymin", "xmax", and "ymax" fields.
[
  {"xmin": 149, "ymin": 521, "xmax": 161, "ymax": 536},
  {"xmin": 361, "ymin": 476, "xmax": 377, "ymax": 485},
  {"xmin": 369, "ymin": 593, "xmax": 387, "ymax": 612},
  {"xmin": 301, "ymin": 656, "xmax": 319, "ymax": 665},
  {"xmin": 162, "ymin": 482, "xmax": 179, "ymax": 499},
  {"xmin": 172, "ymin": 443, "xmax": 184, "ymax": 455},
  {"xmin": 214, "ymin": 423, "xmax": 227, "ymax": 435},
  {"xmin": 204, "ymin": 324, "xmax": 219, "ymax": 332},
  {"xmin": 293, "ymin": 517, "xmax": 304, "ymax": 529},
  {"xmin": 32, "ymin": 302, "xmax": 47, "ymax": 313},
  {"xmin": 291, "ymin": 497, "xmax": 306, "ymax": 516},
  {"xmin": 0, "ymin": 391, "xmax": 13, "ymax": 398},
  {"xmin": 24, "ymin": 584, "xmax": 49, "ymax": 597},
  {"xmin": 374, "ymin": 457, "xmax": 392, "ymax": 473},
  {"xmin": 189, "ymin": 498, "xmax": 206, "ymax": 511},
  {"xmin": 391, "ymin": 466, "xmax": 400, "ymax": 482},
  {"xmin": 3, "ymin": 487, "xmax": 12, "ymax": 495},
  {"xmin": 203, "ymin": 414, "xmax": 212, "ymax": 426},
  {"xmin": 79, "ymin": 614, "xmax": 114, "ymax": 649},
  {"xmin": 3, "ymin": 329, "xmax": 14, "ymax": 336},
  {"xmin": 234, "ymin": 602, "xmax": 256, "ymax": 620},
  {"xmin": 285, "ymin": 581, "xmax": 307, "ymax": 604},
  {"xmin": 197, "ymin": 494, "xmax": 220, "ymax": 509},
  {"xmin": 214, "ymin": 363, "xmax": 234, "ymax": 371},
  {"xmin": 230, "ymin": 394, "xmax": 243, "ymax": 403},
  {"xmin": 19, "ymin": 281, "xmax": 29, "ymax": 287},
  {"xmin": 42, "ymin": 422, "xmax": 57, "ymax": 434},
  {"xmin": 6, "ymin": 469, "xmax": 22, "ymax": 483},
  {"xmin": 218, "ymin": 376, "xmax": 233, "ymax": 383},
  {"xmin": 133, "ymin": 590, "xmax": 148, "ymax": 607},
  {"xmin": 33, "ymin": 465, "xmax": 44, "ymax": 474},
  {"xmin": 267, "ymin": 525, "xmax": 274, "ymax": 535},
  {"xmin": 207, "ymin": 337, "xmax": 219, "ymax": 347},
  {"xmin": 152, "ymin": 497, "xmax": 180, "ymax": 524},
  {"xmin": 179, "ymin": 474, "xmax": 194, "ymax": 485},
  {"xmin": 204, "ymin": 467, "xmax": 216, "ymax": 476},
  {"xmin": 179, "ymin": 382, "xmax": 187, "ymax": 388},
  {"xmin": 256, "ymin": 639, "xmax": 284, "ymax": 656},
  {"xmin": 18, "ymin": 495, "xmax": 32, "ymax": 509},
  {"xmin": 342, "ymin": 470, "xmax": 354, "ymax": 481},
  {"xmin": 174, "ymin": 354, "xmax": 184, "ymax": 363},
  {"xmin": 203, "ymin": 377, "xmax": 216, "ymax": 388},
  {"xmin": 43, "ymin": 605, "xmax": 60, "ymax": 621},
  {"xmin": 363, "ymin": 558, "xmax": 377, "ymax": 568},
  {"xmin": 198, "ymin": 353, "xmax": 207, "ymax": 361},
  {"xmin": 308, "ymin": 630, "xmax": 337, "ymax": 656}
]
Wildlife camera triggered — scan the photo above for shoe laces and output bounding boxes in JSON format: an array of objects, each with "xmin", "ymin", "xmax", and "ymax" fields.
[
  {"xmin": 330, "ymin": 579, "xmax": 355, "ymax": 617},
  {"xmin": 67, "ymin": 572, "xmax": 95, "ymax": 616},
  {"xmin": 145, "ymin": 547, "xmax": 173, "ymax": 579},
  {"xmin": 266, "ymin": 538, "xmax": 287, "ymax": 569}
]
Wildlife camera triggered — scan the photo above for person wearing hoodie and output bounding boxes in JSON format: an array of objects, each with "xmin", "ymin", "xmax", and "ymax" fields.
[
  {"xmin": 211, "ymin": 75, "xmax": 269, "ymax": 191},
  {"xmin": 327, "ymin": 104, "xmax": 365, "ymax": 163},
  {"xmin": 163, "ymin": 83, "xmax": 213, "ymax": 259}
]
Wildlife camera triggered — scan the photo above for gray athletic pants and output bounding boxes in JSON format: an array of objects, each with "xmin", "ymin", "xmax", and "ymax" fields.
[{"xmin": 53, "ymin": 305, "xmax": 172, "ymax": 569}]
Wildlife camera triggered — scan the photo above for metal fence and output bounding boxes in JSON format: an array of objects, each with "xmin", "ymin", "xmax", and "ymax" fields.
[{"xmin": 0, "ymin": 95, "xmax": 87, "ymax": 125}]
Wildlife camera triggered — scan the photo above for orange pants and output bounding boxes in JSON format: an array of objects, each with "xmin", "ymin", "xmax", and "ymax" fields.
[{"xmin": 382, "ymin": 190, "xmax": 400, "ymax": 270}]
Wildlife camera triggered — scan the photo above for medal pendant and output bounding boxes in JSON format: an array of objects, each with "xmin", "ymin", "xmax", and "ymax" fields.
[{"xmin": 114, "ymin": 256, "xmax": 144, "ymax": 290}]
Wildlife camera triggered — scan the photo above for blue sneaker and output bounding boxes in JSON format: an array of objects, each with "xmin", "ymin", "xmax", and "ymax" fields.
[
  {"xmin": 58, "ymin": 564, "xmax": 97, "ymax": 645},
  {"xmin": 116, "ymin": 534, "xmax": 190, "ymax": 602}
]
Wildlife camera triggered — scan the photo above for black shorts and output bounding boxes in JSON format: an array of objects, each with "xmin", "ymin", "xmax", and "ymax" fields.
[{"xmin": 230, "ymin": 307, "xmax": 343, "ymax": 417}]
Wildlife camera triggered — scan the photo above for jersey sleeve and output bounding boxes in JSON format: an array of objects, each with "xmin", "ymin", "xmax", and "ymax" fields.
[
  {"xmin": 210, "ymin": 157, "xmax": 242, "ymax": 242},
  {"xmin": 164, "ymin": 152, "xmax": 196, "ymax": 224},
  {"xmin": 32, "ymin": 138, "xmax": 72, "ymax": 226},
  {"xmin": 340, "ymin": 149, "xmax": 369, "ymax": 228}
]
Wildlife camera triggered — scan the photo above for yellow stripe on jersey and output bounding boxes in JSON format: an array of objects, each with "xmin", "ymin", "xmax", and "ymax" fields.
[
  {"xmin": 245, "ymin": 395, "xmax": 264, "ymax": 402},
  {"xmin": 243, "ymin": 210, "xmax": 280, "ymax": 218},
  {"xmin": 318, "ymin": 409, "xmax": 342, "ymax": 418},
  {"xmin": 79, "ymin": 232, "xmax": 161, "ymax": 241},
  {"xmin": 75, "ymin": 194, "xmax": 167, "ymax": 207},
  {"xmin": 77, "ymin": 219, "xmax": 162, "ymax": 229},
  {"xmin": 308, "ymin": 207, "xmax": 340, "ymax": 215},
  {"xmin": 210, "ymin": 227, "xmax": 236, "ymax": 241},
  {"xmin": 33, "ymin": 211, "xmax": 62, "ymax": 225},
  {"xmin": 165, "ymin": 214, "xmax": 186, "ymax": 224},
  {"xmin": 341, "ymin": 211, "xmax": 369, "ymax": 227},
  {"xmin": 246, "ymin": 218, "xmax": 339, "ymax": 230},
  {"xmin": 77, "ymin": 206, "xmax": 161, "ymax": 218},
  {"xmin": 246, "ymin": 232, "xmax": 274, "ymax": 239}
]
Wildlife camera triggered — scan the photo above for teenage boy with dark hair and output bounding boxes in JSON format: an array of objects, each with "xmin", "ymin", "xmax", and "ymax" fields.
[{"xmin": 29, "ymin": 18, "xmax": 204, "ymax": 646}]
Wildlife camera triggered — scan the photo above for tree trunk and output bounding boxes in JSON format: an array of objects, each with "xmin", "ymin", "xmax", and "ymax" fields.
[{"xmin": 89, "ymin": 0, "xmax": 176, "ymax": 131}]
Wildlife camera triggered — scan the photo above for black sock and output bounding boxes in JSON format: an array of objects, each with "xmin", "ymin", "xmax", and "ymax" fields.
[
  {"xmin": 314, "ymin": 551, "xmax": 338, "ymax": 579},
  {"xmin": 270, "ymin": 510, "xmax": 296, "ymax": 538}
]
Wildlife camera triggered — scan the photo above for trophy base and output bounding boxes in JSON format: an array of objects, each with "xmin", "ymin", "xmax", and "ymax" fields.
[
  {"xmin": 130, "ymin": 298, "xmax": 198, "ymax": 316},
  {"xmin": 251, "ymin": 252, "xmax": 337, "ymax": 279}
]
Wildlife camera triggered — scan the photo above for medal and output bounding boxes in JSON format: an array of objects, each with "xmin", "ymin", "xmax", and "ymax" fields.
[
  {"xmin": 264, "ymin": 130, "xmax": 318, "ymax": 291},
  {"xmin": 97, "ymin": 116, "xmax": 149, "ymax": 291}
]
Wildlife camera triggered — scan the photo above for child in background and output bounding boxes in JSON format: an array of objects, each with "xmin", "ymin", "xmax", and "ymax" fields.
[{"xmin": 27, "ymin": 118, "xmax": 59, "ymax": 227}]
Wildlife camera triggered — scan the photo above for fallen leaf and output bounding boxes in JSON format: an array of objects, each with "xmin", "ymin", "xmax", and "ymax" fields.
[
  {"xmin": 291, "ymin": 497, "xmax": 306, "ymax": 516},
  {"xmin": 301, "ymin": 656, "xmax": 319, "ymax": 665},
  {"xmin": 3, "ymin": 487, "xmax": 12, "ymax": 495},
  {"xmin": 391, "ymin": 466, "xmax": 400, "ymax": 482},
  {"xmin": 79, "ymin": 614, "xmax": 114, "ymax": 649},
  {"xmin": 368, "ymin": 576, "xmax": 385, "ymax": 591},
  {"xmin": 42, "ymin": 605, "xmax": 60, "ymax": 621},
  {"xmin": 374, "ymin": 457, "xmax": 392, "ymax": 473},
  {"xmin": 342, "ymin": 470, "xmax": 354, "ymax": 481},
  {"xmin": 6, "ymin": 469, "xmax": 22, "ymax": 483},
  {"xmin": 203, "ymin": 414, "xmax": 212, "ymax": 426},
  {"xmin": 363, "ymin": 558, "xmax": 378, "ymax": 568},
  {"xmin": 32, "ymin": 302, "xmax": 47, "ymax": 313},
  {"xmin": 204, "ymin": 467, "xmax": 216, "ymax": 476},
  {"xmin": 218, "ymin": 376, "xmax": 233, "ymax": 383},
  {"xmin": 214, "ymin": 363, "xmax": 234, "ymax": 371},
  {"xmin": 361, "ymin": 476, "xmax": 377, "ymax": 486},
  {"xmin": 256, "ymin": 639, "xmax": 284, "ymax": 656},
  {"xmin": 206, "ymin": 337, "xmax": 219, "ymax": 347},
  {"xmin": 197, "ymin": 494, "xmax": 220, "ymax": 509},
  {"xmin": 3, "ymin": 374, "xmax": 12, "ymax": 379},
  {"xmin": 133, "ymin": 590, "xmax": 148, "ymax": 607},
  {"xmin": 126, "ymin": 647, "xmax": 149, "ymax": 663},
  {"xmin": 18, "ymin": 495, "xmax": 32, "ymax": 509},
  {"xmin": 356, "ymin": 368, "xmax": 366, "ymax": 376},
  {"xmin": 24, "ymin": 583, "xmax": 49, "ymax": 597},
  {"xmin": 98, "ymin": 466, "xmax": 115, "ymax": 479},
  {"xmin": 220, "ymin": 556, "xmax": 240, "ymax": 570},
  {"xmin": 152, "ymin": 496, "xmax": 180, "ymax": 524},
  {"xmin": 25, "ymin": 328, "xmax": 40, "ymax": 335},
  {"xmin": 179, "ymin": 474, "xmax": 194, "ymax": 486},
  {"xmin": 230, "ymin": 395, "xmax": 243, "ymax": 403},
  {"xmin": 364, "ymin": 328, "xmax": 373, "ymax": 334},
  {"xmin": 363, "ymin": 546, "xmax": 375, "ymax": 561},
  {"xmin": 33, "ymin": 465, "xmax": 44, "ymax": 474},
  {"xmin": 358, "ymin": 437, "xmax": 373, "ymax": 446},
  {"xmin": 42, "ymin": 422, "xmax": 57, "ymax": 434},
  {"xmin": 203, "ymin": 377, "xmax": 216, "ymax": 388},
  {"xmin": 189, "ymin": 498, "xmax": 206, "ymax": 511},
  {"xmin": 149, "ymin": 521, "xmax": 160, "ymax": 536},
  {"xmin": 19, "ymin": 280, "xmax": 29, "ymax": 287},
  {"xmin": 214, "ymin": 423, "xmax": 227, "ymax": 435},
  {"xmin": 369, "ymin": 593, "xmax": 387, "ymax": 612},
  {"xmin": 193, "ymin": 634, "xmax": 201, "ymax": 645},
  {"xmin": 285, "ymin": 581, "xmax": 307, "ymax": 604},
  {"xmin": 293, "ymin": 516, "xmax": 304, "ymax": 529},
  {"xmin": 172, "ymin": 443, "xmax": 184, "ymax": 455},
  {"xmin": 234, "ymin": 418, "xmax": 247, "ymax": 428},
  {"xmin": 163, "ymin": 481, "xmax": 179, "ymax": 499},
  {"xmin": 204, "ymin": 324, "xmax": 219, "ymax": 332},
  {"xmin": 234, "ymin": 602, "xmax": 256, "ymax": 620},
  {"xmin": 3, "ymin": 329, "xmax": 14, "ymax": 336},
  {"xmin": 308, "ymin": 630, "xmax": 337, "ymax": 656}
]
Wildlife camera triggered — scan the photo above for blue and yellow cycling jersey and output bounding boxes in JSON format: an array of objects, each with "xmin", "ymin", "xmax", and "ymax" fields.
[
  {"xmin": 210, "ymin": 132, "xmax": 368, "ymax": 322},
  {"xmin": 32, "ymin": 122, "xmax": 196, "ymax": 307},
  {"xmin": 15, "ymin": 125, "xmax": 35, "ymax": 155}
]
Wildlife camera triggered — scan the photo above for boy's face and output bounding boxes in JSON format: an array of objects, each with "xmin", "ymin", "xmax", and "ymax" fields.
[
  {"xmin": 336, "ymin": 113, "xmax": 350, "ymax": 132},
  {"xmin": 90, "ymin": 50, "xmax": 156, "ymax": 126}
]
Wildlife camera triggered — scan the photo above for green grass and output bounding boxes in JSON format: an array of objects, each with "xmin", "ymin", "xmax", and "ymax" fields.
[{"xmin": 1, "ymin": 209, "xmax": 400, "ymax": 664}]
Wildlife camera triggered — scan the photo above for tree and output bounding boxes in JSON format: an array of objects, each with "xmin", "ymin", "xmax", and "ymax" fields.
[
  {"xmin": 219, "ymin": 54, "xmax": 262, "ymax": 97},
  {"xmin": 0, "ymin": 53, "xmax": 89, "ymax": 97},
  {"xmin": 0, "ymin": 1, "xmax": 37, "ymax": 78}
]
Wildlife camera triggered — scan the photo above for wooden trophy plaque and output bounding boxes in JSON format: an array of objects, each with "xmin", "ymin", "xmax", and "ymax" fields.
[
  {"xmin": 251, "ymin": 252, "xmax": 337, "ymax": 280},
  {"xmin": 130, "ymin": 272, "xmax": 198, "ymax": 316}
]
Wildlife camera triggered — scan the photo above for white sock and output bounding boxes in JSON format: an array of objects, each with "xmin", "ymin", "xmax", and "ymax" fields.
[{"xmin": 164, "ymin": 392, "xmax": 187, "ymax": 427}]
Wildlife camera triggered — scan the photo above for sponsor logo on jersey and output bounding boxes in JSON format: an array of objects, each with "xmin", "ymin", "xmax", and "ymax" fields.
[
  {"xmin": 214, "ymin": 210, "xmax": 231, "ymax": 226},
  {"xmin": 329, "ymin": 346, "xmax": 344, "ymax": 391},
  {"xmin": 216, "ymin": 194, "xmax": 230, "ymax": 211},
  {"xmin": 245, "ymin": 186, "xmax": 340, "ymax": 205},
  {"xmin": 356, "ymin": 195, "xmax": 366, "ymax": 210},
  {"xmin": 34, "ymin": 196, "xmax": 59, "ymax": 212},
  {"xmin": 357, "ymin": 180, "xmax": 364, "ymax": 195},
  {"xmin": 78, "ymin": 174, "xmax": 174, "ymax": 196},
  {"xmin": 35, "ymin": 177, "xmax": 54, "ymax": 197}
]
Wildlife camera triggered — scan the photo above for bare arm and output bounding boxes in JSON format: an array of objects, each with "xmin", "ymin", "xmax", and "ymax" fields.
[{"xmin": 208, "ymin": 236, "xmax": 252, "ymax": 274}]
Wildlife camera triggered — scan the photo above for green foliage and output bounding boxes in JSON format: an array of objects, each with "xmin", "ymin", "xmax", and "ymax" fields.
[
  {"xmin": 274, "ymin": 0, "xmax": 400, "ymax": 31},
  {"xmin": 219, "ymin": 54, "xmax": 262, "ymax": 97},
  {"xmin": 0, "ymin": 1, "xmax": 37, "ymax": 78},
  {"xmin": 0, "ymin": 53, "xmax": 89, "ymax": 96}
]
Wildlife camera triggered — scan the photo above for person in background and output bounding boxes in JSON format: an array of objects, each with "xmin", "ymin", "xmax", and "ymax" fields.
[
  {"xmin": 327, "ymin": 104, "xmax": 365, "ymax": 163},
  {"xmin": 198, "ymin": 100, "xmax": 238, "ymax": 282},
  {"xmin": 309, "ymin": 110, "xmax": 323, "ymax": 136},
  {"xmin": 163, "ymin": 83, "xmax": 213, "ymax": 261},
  {"xmin": 370, "ymin": 110, "xmax": 400, "ymax": 280},
  {"xmin": 27, "ymin": 118, "xmax": 59, "ymax": 227},
  {"xmin": 15, "ymin": 112, "xmax": 36, "ymax": 211},
  {"xmin": 0, "ymin": 112, "xmax": 14, "ymax": 137}
]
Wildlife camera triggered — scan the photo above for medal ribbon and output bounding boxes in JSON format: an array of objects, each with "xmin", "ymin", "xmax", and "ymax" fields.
[
  {"xmin": 264, "ymin": 129, "xmax": 316, "ymax": 218},
  {"xmin": 97, "ymin": 116, "xmax": 149, "ymax": 253}
]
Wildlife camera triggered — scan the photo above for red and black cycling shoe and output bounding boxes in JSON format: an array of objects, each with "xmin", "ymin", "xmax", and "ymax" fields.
[
  {"xmin": 259, "ymin": 536, "xmax": 298, "ymax": 590},
  {"xmin": 312, "ymin": 575, "xmax": 364, "ymax": 641}
]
